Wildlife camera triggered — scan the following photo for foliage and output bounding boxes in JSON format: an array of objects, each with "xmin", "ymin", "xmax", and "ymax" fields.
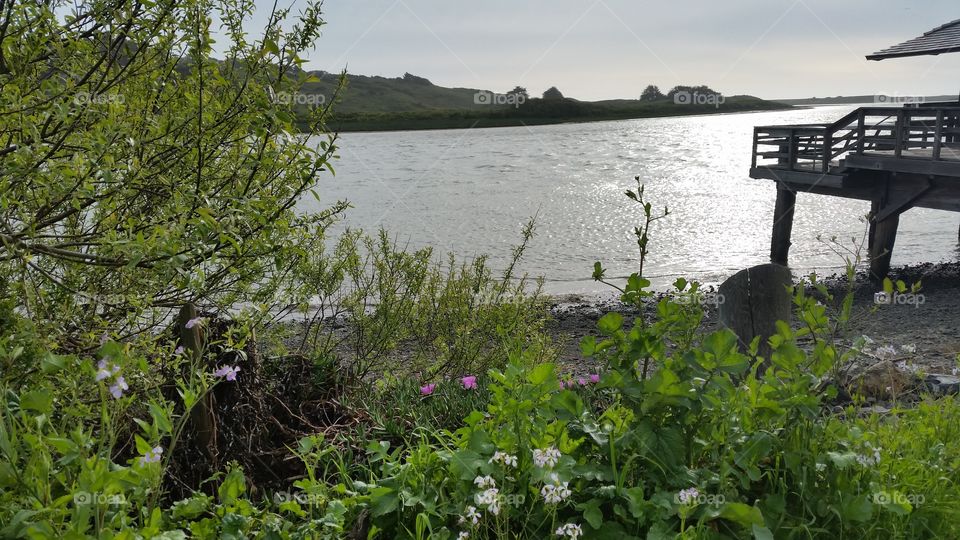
[
  {"xmin": 641, "ymin": 85, "xmax": 665, "ymax": 101},
  {"xmin": 0, "ymin": 0, "xmax": 343, "ymax": 343}
]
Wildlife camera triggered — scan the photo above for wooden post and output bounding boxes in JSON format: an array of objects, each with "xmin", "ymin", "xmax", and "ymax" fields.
[
  {"xmin": 178, "ymin": 303, "xmax": 218, "ymax": 467},
  {"xmin": 869, "ymin": 212, "xmax": 900, "ymax": 280},
  {"xmin": 867, "ymin": 199, "xmax": 880, "ymax": 254},
  {"xmin": 770, "ymin": 186, "xmax": 796, "ymax": 266},
  {"xmin": 718, "ymin": 264, "xmax": 793, "ymax": 365}
]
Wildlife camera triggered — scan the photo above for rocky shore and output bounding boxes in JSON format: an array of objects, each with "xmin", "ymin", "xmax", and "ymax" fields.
[{"xmin": 547, "ymin": 261, "xmax": 960, "ymax": 400}]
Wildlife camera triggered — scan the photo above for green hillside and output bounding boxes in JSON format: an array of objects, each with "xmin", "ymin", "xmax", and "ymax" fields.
[{"xmin": 295, "ymin": 72, "xmax": 792, "ymax": 132}]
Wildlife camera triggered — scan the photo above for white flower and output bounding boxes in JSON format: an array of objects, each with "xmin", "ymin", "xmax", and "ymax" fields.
[
  {"xmin": 457, "ymin": 532, "xmax": 470, "ymax": 540},
  {"xmin": 903, "ymin": 344, "xmax": 917, "ymax": 354},
  {"xmin": 489, "ymin": 451, "xmax": 518, "ymax": 468},
  {"xmin": 473, "ymin": 475, "xmax": 496, "ymax": 489},
  {"xmin": 540, "ymin": 474, "xmax": 572, "ymax": 504},
  {"xmin": 555, "ymin": 523, "xmax": 583, "ymax": 538},
  {"xmin": 876, "ymin": 345, "xmax": 897, "ymax": 361},
  {"xmin": 476, "ymin": 487, "xmax": 499, "ymax": 505},
  {"xmin": 952, "ymin": 367, "xmax": 958, "ymax": 377},
  {"xmin": 533, "ymin": 447, "xmax": 561, "ymax": 468},
  {"xmin": 677, "ymin": 487, "xmax": 700, "ymax": 505},
  {"xmin": 896, "ymin": 361, "xmax": 920, "ymax": 375},
  {"xmin": 856, "ymin": 443, "xmax": 881, "ymax": 467},
  {"xmin": 462, "ymin": 505, "xmax": 481, "ymax": 525}
]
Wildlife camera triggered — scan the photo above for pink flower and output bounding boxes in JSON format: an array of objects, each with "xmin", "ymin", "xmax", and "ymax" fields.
[
  {"xmin": 174, "ymin": 345, "xmax": 185, "ymax": 355},
  {"xmin": 420, "ymin": 383, "xmax": 436, "ymax": 395},
  {"xmin": 185, "ymin": 317, "xmax": 202, "ymax": 329},
  {"xmin": 214, "ymin": 365, "xmax": 240, "ymax": 381},
  {"xmin": 578, "ymin": 378, "xmax": 587, "ymax": 386},
  {"xmin": 461, "ymin": 376, "xmax": 477, "ymax": 390},
  {"xmin": 589, "ymin": 373, "xmax": 600, "ymax": 384},
  {"xmin": 558, "ymin": 381, "xmax": 566, "ymax": 389}
]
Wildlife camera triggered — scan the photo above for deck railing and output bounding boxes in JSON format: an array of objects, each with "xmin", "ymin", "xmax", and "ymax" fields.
[{"xmin": 752, "ymin": 105, "xmax": 960, "ymax": 173}]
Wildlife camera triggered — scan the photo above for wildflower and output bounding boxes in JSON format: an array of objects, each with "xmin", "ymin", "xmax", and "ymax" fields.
[
  {"xmin": 174, "ymin": 345, "xmax": 185, "ymax": 355},
  {"xmin": 475, "ymin": 487, "xmax": 500, "ymax": 515},
  {"xmin": 473, "ymin": 475, "xmax": 496, "ymax": 489},
  {"xmin": 457, "ymin": 532, "xmax": 470, "ymax": 540},
  {"xmin": 461, "ymin": 376, "xmax": 478, "ymax": 390},
  {"xmin": 420, "ymin": 383, "xmax": 436, "ymax": 396},
  {"xmin": 96, "ymin": 359, "xmax": 119, "ymax": 382},
  {"xmin": 138, "ymin": 446, "xmax": 163, "ymax": 466},
  {"xmin": 558, "ymin": 381, "xmax": 566, "ymax": 390},
  {"xmin": 489, "ymin": 451, "xmax": 518, "ymax": 468},
  {"xmin": 903, "ymin": 343, "xmax": 917, "ymax": 354},
  {"xmin": 895, "ymin": 361, "xmax": 920, "ymax": 375},
  {"xmin": 856, "ymin": 443, "xmax": 882, "ymax": 467},
  {"xmin": 677, "ymin": 487, "xmax": 700, "ymax": 505},
  {"xmin": 459, "ymin": 505, "xmax": 481, "ymax": 525},
  {"xmin": 214, "ymin": 365, "xmax": 241, "ymax": 381},
  {"xmin": 589, "ymin": 373, "xmax": 600, "ymax": 384},
  {"xmin": 876, "ymin": 344, "xmax": 897, "ymax": 361},
  {"xmin": 541, "ymin": 475, "xmax": 572, "ymax": 504},
  {"xmin": 184, "ymin": 317, "xmax": 203, "ymax": 329},
  {"xmin": 578, "ymin": 377, "xmax": 587, "ymax": 386},
  {"xmin": 109, "ymin": 376, "xmax": 129, "ymax": 399},
  {"xmin": 555, "ymin": 523, "xmax": 583, "ymax": 538},
  {"xmin": 533, "ymin": 447, "xmax": 562, "ymax": 468}
]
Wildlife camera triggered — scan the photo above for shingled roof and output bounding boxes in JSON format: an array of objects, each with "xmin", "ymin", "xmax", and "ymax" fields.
[{"xmin": 867, "ymin": 19, "xmax": 960, "ymax": 60}]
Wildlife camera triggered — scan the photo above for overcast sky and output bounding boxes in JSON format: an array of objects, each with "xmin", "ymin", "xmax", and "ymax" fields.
[{"xmin": 247, "ymin": 0, "xmax": 960, "ymax": 100}]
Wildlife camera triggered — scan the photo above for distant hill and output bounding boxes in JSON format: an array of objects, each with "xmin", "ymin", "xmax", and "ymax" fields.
[
  {"xmin": 294, "ymin": 72, "xmax": 792, "ymax": 132},
  {"xmin": 775, "ymin": 94, "xmax": 957, "ymax": 106}
]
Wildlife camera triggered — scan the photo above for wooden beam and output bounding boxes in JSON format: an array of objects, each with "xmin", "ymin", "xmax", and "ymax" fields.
[
  {"xmin": 869, "ymin": 212, "xmax": 900, "ymax": 280},
  {"xmin": 876, "ymin": 178, "xmax": 931, "ymax": 221},
  {"xmin": 770, "ymin": 187, "xmax": 796, "ymax": 266}
]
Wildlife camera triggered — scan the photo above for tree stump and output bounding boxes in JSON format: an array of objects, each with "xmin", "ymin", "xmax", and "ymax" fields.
[{"xmin": 718, "ymin": 264, "xmax": 793, "ymax": 365}]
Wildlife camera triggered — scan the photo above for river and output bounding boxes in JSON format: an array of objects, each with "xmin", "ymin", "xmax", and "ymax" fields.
[{"xmin": 301, "ymin": 105, "xmax": 960, "ymax": 294}]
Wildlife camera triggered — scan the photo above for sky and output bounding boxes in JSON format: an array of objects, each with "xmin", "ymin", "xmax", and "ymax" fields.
[{"xmin": 241, "ymin": 0, "xmax": 960, "ymax": 101}]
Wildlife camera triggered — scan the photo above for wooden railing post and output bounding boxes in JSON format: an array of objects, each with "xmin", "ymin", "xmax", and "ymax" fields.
[
  {"xmin": 822, "ymin": 130, "xmax": 833, "ymax": 173},
  {"xmin": 894, "ymin": 109, "xmax": 904, "ymax": 158},
  {"xmin": 856, "ymin": 110, "xmax": 866, "ymax": 154},
  {"xmin": 934, "ymin": 109, "xmax": 944, "ymax": 160},
  {"xmin": 788, "ymin": 128, "xmax": 797, "ymax": 170}
]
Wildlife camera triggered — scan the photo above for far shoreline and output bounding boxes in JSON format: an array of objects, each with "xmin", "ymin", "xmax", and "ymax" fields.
[{"xmin": 312, "ymin": 100, "xmax": 794, "ymax": 134}]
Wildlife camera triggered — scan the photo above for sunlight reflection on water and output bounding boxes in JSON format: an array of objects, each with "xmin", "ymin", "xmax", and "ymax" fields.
[{"xmin": 302, "ymin": 105, "xmax": 960, "ymax": 294}]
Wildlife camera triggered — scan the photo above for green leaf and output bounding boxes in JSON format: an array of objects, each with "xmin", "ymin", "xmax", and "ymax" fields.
[
  {"xmin": 580, "ymin": 498, "xmax": 603, "ymax": 528},
  {"xmin": 597, "ymin": 313, "xmax": 623, "ymax": 335},
  {"xmin": 20, "ymin": 390, "xmax": 52, "ymax": 414},
  {"xmin": 752, "ymin": 524, "xmax": 775, "ymax": 540},
  {"xmin": 527, "ymin": 363, "xmax": 555, "ymax": 386},
  {"xmin": 370, "ymin": 487, "xmax": 399, "ymax": 517}
]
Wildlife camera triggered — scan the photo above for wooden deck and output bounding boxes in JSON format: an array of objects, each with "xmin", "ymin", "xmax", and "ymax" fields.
[{"xmin": 749, "ymin": 103, "xmax": 960, "ymax": 277}]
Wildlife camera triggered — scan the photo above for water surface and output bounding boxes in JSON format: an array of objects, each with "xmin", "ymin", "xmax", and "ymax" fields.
[{"xmin": 302, "ymin": 106, "xmax": 960, "ymax": 294}]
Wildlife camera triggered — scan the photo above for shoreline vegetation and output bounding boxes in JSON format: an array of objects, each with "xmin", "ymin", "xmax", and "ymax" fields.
[
  {"xmin": 315, "ymin": 96, "xmax": 791, "ymax": 132},
  {"xmin": 294, "ymin": 72, "xmax": 792, "ymax": 132},
  {"xmin": 7, "ymin": 2, "xmax": 960, "ymax": 539}
]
